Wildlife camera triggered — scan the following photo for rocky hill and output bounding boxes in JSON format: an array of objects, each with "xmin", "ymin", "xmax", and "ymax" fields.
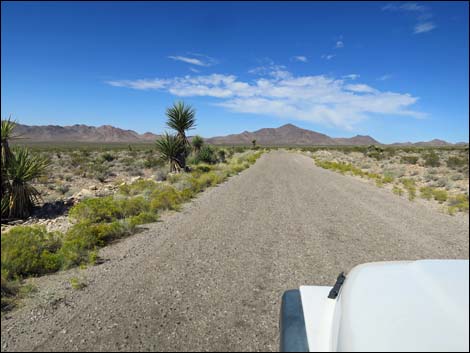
[{"xmin": 13, "ymin": 123, "xmax": 159, "ymax": 143}]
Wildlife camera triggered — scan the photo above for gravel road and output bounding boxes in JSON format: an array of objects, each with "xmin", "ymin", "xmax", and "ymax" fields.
[{"xmin": 2, "ymin": 150, "xmax": 468, "ymax": 352}]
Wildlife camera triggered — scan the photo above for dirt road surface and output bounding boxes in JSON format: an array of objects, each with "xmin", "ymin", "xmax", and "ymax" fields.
[{"xmin": 2, "ymin": 151, "xmax": 468, "ymax": 351}]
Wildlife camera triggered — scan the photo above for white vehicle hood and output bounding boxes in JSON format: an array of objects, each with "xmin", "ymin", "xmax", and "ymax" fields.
[{"xmin": 300, "ymin": 259, "xmax": 469, "ymax": 352}]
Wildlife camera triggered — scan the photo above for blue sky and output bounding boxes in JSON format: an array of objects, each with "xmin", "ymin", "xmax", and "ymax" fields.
[{"xmin": 1, "ymin": 1, "xmax": 468, "ymax": 143}]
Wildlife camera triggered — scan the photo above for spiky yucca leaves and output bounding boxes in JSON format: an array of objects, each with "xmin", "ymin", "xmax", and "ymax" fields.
[
  {"xmin": 166, "ymin": 101, "xmax": 196, "ymax": 144},
  {"xmin": 1, "ymin": 118, "xmax": 17, "ymax": 199},
  {"xmin": 6, "ymin": 147, "xmax": 49, "ymax": 218},
  {"xmin": 191, "ymin": 135, "xmax": 204, "ymax": 153},
  {"xmin": 155, "ymin": 133, "xmax": 185, "ymax": 173}
]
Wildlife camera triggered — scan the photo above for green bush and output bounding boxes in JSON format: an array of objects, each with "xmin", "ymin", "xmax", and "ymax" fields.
[
  {"xmin": 59, "ymin": 221, "xmax": 132, "ymax": 268},
  {"xmin": 149, "ymin": 185, "xmax": 182, "ymax": 211},
  {"xmin": 420, "ymin": 186, "xmax": 433, "ymax": 200},
  {"xmin": 195, "ymin": 145, "xmax": 217, "ymax": 164},
  {"xmin": 448, "ymin": 194, "xmax": 469, "ymax": 213},
  {"xmin": 1, "ymin": 226, "xmax": 62, "ymax": 278},
  {"xmin": 423, "ymin": 151, "xmax": 440, "ymax": 167},
  {"xmin": 69, "ymin": 196, "xmax": 123, "ymax": 223},
  {"xmin": 446, "ymin": 156, "xmax": 467, "ymax": 170},
  {"xmin": 432, "ymin": 189, "xmax": 448, "ymax": 203},
  {"xmin": 401, "ymin": 156, "xmax": 419, "ymax": 164},
  {"xmin": 100, "ymin": 152, "xmax": 115, "ymax": 162},
  {"xmin": 128, "ymin": 212, "xmax": 159, "ymax": 227}
]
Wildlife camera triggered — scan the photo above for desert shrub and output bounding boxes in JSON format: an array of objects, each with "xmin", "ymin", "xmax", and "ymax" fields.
[
  {"xmin": 128, "ymin": 212, "xmax": 159, "ymax": 227},
  {"xmin": 432, "ymin": 189, "xmax": 448, "ymax": 203},
  {"xmin": 433, "ymin": 177, "xmax": 450, "ymax": 188},
  {"xmin": 1, "ymin": 226, "xmax": 63, "ymax": 278},
  {"xmin": 154, "ymin": 169, "xmax": 168, "ymax": 182},
  {"xmin": 401, "ymin": 178, "xmax": 416, "ymax": 200},
  {"xmin": 57, "ymin": 183, "xmax": 70, "ymax": 195},
  {"xmin": 401, "ymin": 156, "xmax": 419, "ymax": 164},
  {"xmin": 420, "ymin": 186, "xmax": 434, "ymax": 200},
  {"xmin": 59, "ymin": 221, "xmax": 132, "ymax": 268},
  {"xmin": 119, "ymin": 179, "xmax": 159, "ymax": 196},
  {"xmin": 70, "ymin": 277, "xmax": 87, "ymax": 290},
  {"xmin": 217, "ymin": 149, "xmax": 226, "ymax": 163},
  {"xmin": 192, "ymin": 164, "xmax": 213, "ymax": 173},
  {"xmin": 149, "ymin": 185, "xmax": 182, "ymax": 211},
  {"xmin": 450, "ymin": 173, "xmax": 465, "ymax": 181},
  {"xmin": 448, "ymin": 194, "xmax": 469, "ymax": 213},
  {"xmin": 392, "ymin": 186, "xmax": 404, "ymax": 196},
  {"xmin": 69, "ymin": 196, "xmax": 122, "ymax": 223},
  {"xmin": 194, "ymin": 145, "xmax": 217, "ymax": 164},
  {"xmin": 100, "ymin": 152, "xmax": 115, "ymax": 162},
  {"xmin": 118, "ymin": 196, "xmax": 149, "ymax": 217},
  {"xmin": 446, "ymin": 156, "xmax": 467, "ymax": 170},
  {"xmin": 143, "ymin": 155, "xmax": 164, "ymax": 169},
  {"xmin": 70, "ymin": 153, "xmax": 86, "ymax": 168},
  {"xmin": 1, "ymin": 269, "xmax": 19, "ymax": 311},
  {"xmin": 423, "ymin": 151, "xmax": 440, "ymax": 167},
  {"xmin": 382, "ymin": 175, "xmax": 394, "ymax": 184}
]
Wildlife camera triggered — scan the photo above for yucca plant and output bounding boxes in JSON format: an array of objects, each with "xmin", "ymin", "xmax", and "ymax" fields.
[
  {"xmin": 6, "ymin": 147, "xmax": 49, "ymax": 218},
  {"xmin": 155, "ymin": 133, "xmax": 185, "ymax": 173},
  {"xmin": 191, "ymin": 135, "xmax": 204, "ymax": 153},
  {"xmin": 166, "ymin": 101, "xmax": 196, "ymax": 169},
  {"xmin": 1, "ymin": 118, "xmax": 16, "ymax": 199}
]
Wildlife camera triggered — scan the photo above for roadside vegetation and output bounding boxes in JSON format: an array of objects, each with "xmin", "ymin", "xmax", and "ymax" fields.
[
  {"xmin": 306, "ymin": 145, "xmax": 468, "ymax": 214},
  {"xmin": 1, "ymin": 105, "xmax": 264, "ymax": 312}
]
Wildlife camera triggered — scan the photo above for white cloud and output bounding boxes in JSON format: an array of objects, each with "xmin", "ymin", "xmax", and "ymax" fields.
[
  {"xmin": 343, "ymin": 74, "xmax": 360, "ymax": 80},
  {"xmin": 344, "ymin": 84, "xmax": 377, "ymax": 93},
  {"xmin": 168, "ymin": 54, "xmax": 216, "ymax": 67},
  {"xmin": 107, "ymin": 70, "xmax": 424, "ymax": 130},
  {"xmin": 377, "ymin": 74, "xmax": 393, "ymax": 81},
  {"xmin": 335, "ymin": 40, "xmax": 344, "ymax": 48},
  {"xmin": 292, "ymin": 56, "xmax": 308, "ymax": 63},
  {"xmin": 321, "ymin": 54, "xmax": 336, "ymax": 60},
  {"xmin": 414, "ymin": 22, "xmax": 436, "ymax": 34},
  {"xmin": 383, "ymin": 2, "xmax": 436, "ymax": 34},
  {"xmin": 189, "ymin": 67, "xmax": 200, "ymax": 73}
]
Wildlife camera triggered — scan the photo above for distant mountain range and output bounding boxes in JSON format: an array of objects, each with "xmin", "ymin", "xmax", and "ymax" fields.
[
  {"xmin": 11, "ymin": 122, "xmax": 467, "ymax": 146},
  {"xmin": 206, "ymin": 124, "xmax": 380, "ymax": 146},
  {"xmin": 13, "ymin": 123, "xmax": 159, "ymax": 143}
]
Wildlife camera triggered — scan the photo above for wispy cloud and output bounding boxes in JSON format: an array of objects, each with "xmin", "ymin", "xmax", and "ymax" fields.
[
  {"xmin": 168, "ymin": 54, "xmax": 217, "ymax": 67},
  {"xmin": 345, "ymin": 83, "xmax": 377, "ymax": 93},
  {"xmin": 377, "ymin": 74, "xmax": 393, "ymax": 81},
  {"xmin": 292, "ymin": 55, "xmax": 308, "ymax": 63},
  {"xmin": 107, "ymin": 68, "xmax": 424, "ymax": 130},
  {"xmin": 414, "ymin": 22, "xmax": 436, "ymax": 34},
  {"xmin": 335, "ymin": 40, "xmax": 344, "ymax": 48},
  {"xmin": 321, "ymin": 54, "xmax": 336, "ymax": 60},
  {"xmin": 343, "ymin": 74, "xmax": 360, "ymax": 80},
  {"xmin": 189, "ymin": 67, "xmax": 200, "ymax": 73},
  {"xmin": 382, "ymin": 2, "xmax": 436, "ymax": 34}
]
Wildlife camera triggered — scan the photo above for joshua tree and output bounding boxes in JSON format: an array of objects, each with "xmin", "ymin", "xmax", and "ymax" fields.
[
  {"xmin": 166, "ymin": 101, "xmax": 196, "ymax": 169},
  {"xmin": 191, "ymin": 135, "xmax": 204, "ymax": 153},
  {"xmin": 252, "ymin": 139, "xmax": 257, "ymax": 148},
  {"xmin": 155, "ymin": 133, "xmax": 185, "ymax": 173},
  {"xmin": 1, "ymin": 118, "xmax": 49, "ymax": 219}
]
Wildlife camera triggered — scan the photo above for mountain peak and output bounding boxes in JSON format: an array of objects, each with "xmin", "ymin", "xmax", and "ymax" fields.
[{"xmin": 279, "ymin": 123, "xmax": 300, "ymax": 129}]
